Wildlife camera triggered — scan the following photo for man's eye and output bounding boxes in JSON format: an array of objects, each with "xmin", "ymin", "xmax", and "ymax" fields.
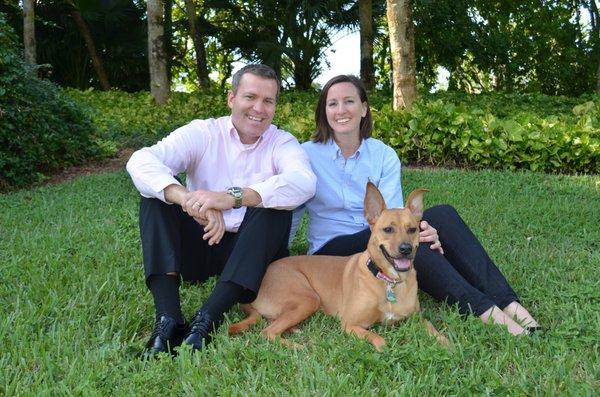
[{"xmin": 383, "ymin": 226, "xmax": 394, "ymax": 233}]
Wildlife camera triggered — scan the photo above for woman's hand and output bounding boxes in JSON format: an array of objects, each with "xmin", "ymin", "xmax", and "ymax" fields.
[{"xmin": 419, "ymin": 220, "xmax": 444, "ymax": 255}]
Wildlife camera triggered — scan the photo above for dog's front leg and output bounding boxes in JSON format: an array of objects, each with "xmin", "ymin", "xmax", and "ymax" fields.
[
  {"xmin": 344, "ymin": 324, "xmax": 386, "ymax": 352},
  {"xmin": 420, "ymin": 317, "xmax": 449, "ymax": 346}
]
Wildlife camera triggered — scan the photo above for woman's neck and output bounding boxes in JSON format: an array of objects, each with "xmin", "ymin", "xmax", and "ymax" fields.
[{"xmin": 333, "ymin": 132, "xmax": 361, "ymax": 159}]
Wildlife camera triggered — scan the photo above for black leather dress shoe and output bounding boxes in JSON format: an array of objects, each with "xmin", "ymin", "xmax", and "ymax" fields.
[
  {"xmin": 183, "ymin": 310, "xmax": 222, "ymax": 351},
  {"xmin": 144, "ymin": 315, "xmax": 187, "ymax": 357}
]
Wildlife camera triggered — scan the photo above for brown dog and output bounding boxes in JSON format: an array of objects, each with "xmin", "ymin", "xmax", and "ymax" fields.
[{"xmin": 229, "ymin": 182, "xmax": 447, "ymax": 351}]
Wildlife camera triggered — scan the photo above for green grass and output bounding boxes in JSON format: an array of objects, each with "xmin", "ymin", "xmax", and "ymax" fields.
[{"xmin": 1, "ymin": 169, "xmax": 599, "ymax": 395}]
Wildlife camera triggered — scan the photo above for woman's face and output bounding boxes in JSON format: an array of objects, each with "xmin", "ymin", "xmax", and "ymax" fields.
[{"xmin": 325, "ymin": 82, "xmax": 367, "ymax": 138}]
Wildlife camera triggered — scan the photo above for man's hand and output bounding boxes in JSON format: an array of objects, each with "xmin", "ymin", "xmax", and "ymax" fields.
[
  {"xmin": 182, "ymin": 190, "xmax": 235, "ymax": 217},
  {"xmin": 419, "ymin": 220, "xmax": 444, "ymax": 255},
  {"xmin": 193, "ymin": 209, "xmax": 226, "ymax": 246}
]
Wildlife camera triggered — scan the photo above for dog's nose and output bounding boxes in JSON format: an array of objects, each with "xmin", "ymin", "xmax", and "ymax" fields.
[{"xmin": 398, "ymin": 243, "xmax": 412, "ymax": 256}]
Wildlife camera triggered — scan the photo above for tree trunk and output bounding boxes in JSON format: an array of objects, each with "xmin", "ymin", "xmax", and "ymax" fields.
[
  {"xmin": 294, "ymin": 60, "xmax": 312, "ymax": 91},
  {"xmin": 164, "ymin": 0, "xmax": 173, "ymax": 82},
  {"xmin": 147, "ymin": 0, "xmax": 170, "ymax": 104},
  {"xmin": 359, "ymin": 0, "xmax": 375, "ymax": 90},
  {"xmin": 71, "ymin": 9, "xmax": 111, "ymax": 91},
  {"xmin": 23, "ymin": 0, "xmax": 36, "ymax": 65},
  {"xmin": 386, "ymin": 0, "xmax": 416, "ymax": 110},
  {"xmin": 184, "ymin": 0, "xmax": 210, "ymax": 89},
  {"xmin": 589, "ymin": 0, "xmax": 600, "ymax": 94}
]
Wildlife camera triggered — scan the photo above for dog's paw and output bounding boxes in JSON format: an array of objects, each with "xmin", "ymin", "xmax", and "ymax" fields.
[
  {"xmin": 436, "ymin": 333, "xmax": 450, "ymax": 347},
  {"xmin": 228, "ymin": 323, "xmax": 245, "ymax": 335},
  {"xmin": 372, "ymin": 336, "xmax": 386, "ymax": 352}
]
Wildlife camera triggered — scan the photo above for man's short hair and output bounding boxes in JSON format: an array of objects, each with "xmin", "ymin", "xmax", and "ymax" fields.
[{"xmin": 231, "ymin": 64, "xmax": 280, "ymax": 95}]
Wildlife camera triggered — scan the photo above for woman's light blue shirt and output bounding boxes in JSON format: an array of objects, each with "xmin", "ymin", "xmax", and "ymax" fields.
[{"xmin": 291, "ymin": 137, "xmax": 403, "ymax": 254}]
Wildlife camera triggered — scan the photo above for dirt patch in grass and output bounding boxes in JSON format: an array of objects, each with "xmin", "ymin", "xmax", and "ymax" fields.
[
  {"xmin": 41, "ymin": 149, "xmax": 452, "ymax": 188},
  {"xmin": 44, "ymin": 149, "xmax": 134, "ymax": 186}
]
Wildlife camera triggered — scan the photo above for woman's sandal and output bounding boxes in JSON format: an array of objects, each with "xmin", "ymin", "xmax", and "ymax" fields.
[{"xmin": 527, "ymin": 326, "xmax": 544, "ymax": 335}]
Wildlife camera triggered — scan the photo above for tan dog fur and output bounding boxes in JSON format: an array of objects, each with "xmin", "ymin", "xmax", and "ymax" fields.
[{"xmin": 229, "ymin": 182, "xmax": 447, "ymax": 351}]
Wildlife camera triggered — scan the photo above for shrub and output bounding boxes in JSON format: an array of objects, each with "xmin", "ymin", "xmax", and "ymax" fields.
[
  {"xmin": 65, "ymin": 86, "xmax": 600, "ymax": 175},
  {"xmin": 375, "ymin": 97, "xmax": 600, "ymax": 174},
  {"xmin": 0, "ymin": 13, "xmax": 111, "ymax": 191}
]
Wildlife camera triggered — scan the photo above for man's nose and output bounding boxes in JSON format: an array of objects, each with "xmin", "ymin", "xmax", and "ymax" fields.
[{"xmin": 253, "ymin": 100, "xmax": 265, "ymax": 113}]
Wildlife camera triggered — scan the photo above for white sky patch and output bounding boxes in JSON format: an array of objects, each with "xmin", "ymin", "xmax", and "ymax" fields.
[{"xmin": 314, "ymin": 29, "xmax": 361, "ymax": 87}]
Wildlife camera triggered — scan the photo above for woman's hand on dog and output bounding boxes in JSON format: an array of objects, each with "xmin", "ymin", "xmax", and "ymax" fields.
[{"xmin": 419, "ymin": 220, "xmax": 444, "ymax": 255}]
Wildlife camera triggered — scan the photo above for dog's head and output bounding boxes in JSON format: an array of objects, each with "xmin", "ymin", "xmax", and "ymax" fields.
[{"xmin": 364, "ymin": 182, "xmax": 428, "ymax": 281}]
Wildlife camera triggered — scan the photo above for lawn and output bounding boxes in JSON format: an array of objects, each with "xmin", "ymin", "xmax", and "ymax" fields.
[{"xmin": 1, "ymin": 168, "xmax": 598, "ymax": 395}]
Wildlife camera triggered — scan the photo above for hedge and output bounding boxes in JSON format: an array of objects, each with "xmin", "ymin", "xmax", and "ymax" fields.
[
  {"xmin": 0, "ymin": 13, "xmax": 112, "ymax": 190},
  {"xmin": 66, "ymin": 89, "xmax": 600, "ymax": 175}
]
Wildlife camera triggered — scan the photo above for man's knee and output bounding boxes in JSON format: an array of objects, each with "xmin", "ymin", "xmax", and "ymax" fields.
[{"xmin": 242, "ymin": 208, "xmax": 292, "ymax": 232}]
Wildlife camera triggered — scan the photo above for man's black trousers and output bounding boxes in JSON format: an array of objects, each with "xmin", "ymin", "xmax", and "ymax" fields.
[{"xmin": 139, "ymin": 197, "xmax": 291, "ymax": 303}]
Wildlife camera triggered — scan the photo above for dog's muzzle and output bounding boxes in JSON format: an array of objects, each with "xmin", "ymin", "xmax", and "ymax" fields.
[{"xmin": 380, "ymin": 244, "xmax": 413, "ymax": 272}]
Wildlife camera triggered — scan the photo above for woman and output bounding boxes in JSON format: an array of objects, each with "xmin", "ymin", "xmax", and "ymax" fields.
[{"xmin": 291, "ymin": 75, "xmax": 540, "ymax": 336}]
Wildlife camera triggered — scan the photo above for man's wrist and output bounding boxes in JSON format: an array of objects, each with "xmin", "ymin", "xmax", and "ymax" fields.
[
  {"xmin": 226, "ymin": 186, "xmax": 243, "ymax": 208},
  {"xmin": 164, "ymin": 183, "xmax": 188, "ymax": 205}
]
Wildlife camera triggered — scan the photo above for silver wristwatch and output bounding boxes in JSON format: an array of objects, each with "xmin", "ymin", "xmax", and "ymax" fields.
[{"xmin": 226, "ymin": 186, "xmax": 243, "ymax": 209}]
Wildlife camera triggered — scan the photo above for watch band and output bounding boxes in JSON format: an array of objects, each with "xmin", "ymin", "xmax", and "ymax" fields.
[{"xmin": 226, "ymin": 186, "xmax": 243, "ymax": 209}]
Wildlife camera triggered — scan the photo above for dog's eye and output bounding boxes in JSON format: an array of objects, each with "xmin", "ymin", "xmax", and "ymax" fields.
[
  {"xmin": 383, "ymin": 226, "xmax": 394, "ymax": 234},
  {"xmin": 407, "ymin": 227, "xmax": 417, "ymax": 234}
]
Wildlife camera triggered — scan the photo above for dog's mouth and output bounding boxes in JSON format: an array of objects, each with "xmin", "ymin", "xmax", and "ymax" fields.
[{"xmin": 380, "ymin": 244, "xmax": 412, "ymax": 272}]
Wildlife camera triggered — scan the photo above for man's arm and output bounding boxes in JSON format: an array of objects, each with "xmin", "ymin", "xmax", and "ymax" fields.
[
  {"xmin": 126, "ymin": 121, "xmax": 206, "ymax": 202},
  {"xmin": 245, "ymin": 136, "xmax": 316, "ymax": 210},
  {"xmin": 164, "ymin": 184, "xmax": 228, "ymax": 246},
  {"xmin": 169, "ymin": 185, "xmax": 262, "ymax": 215}
]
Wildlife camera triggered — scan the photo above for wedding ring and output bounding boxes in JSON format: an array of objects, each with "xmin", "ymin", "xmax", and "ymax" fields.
[{"xmin": 192, "ymin": 201, "xmax": 201, "ymax": 209}]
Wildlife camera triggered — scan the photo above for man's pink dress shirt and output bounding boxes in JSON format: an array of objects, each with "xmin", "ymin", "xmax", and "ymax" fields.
[{"xmin": 127, "ymin": 116, "xmax": 316, "ymax": 232}]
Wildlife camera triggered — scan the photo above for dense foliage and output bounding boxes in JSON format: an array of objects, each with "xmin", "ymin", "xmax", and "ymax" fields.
[
  {"xmin": 411, "ymin": 0, "xmax": 599, "ymax": 96},
  {"xmin": 66, "ymin": 88, "xmax": 600, "ymax": 174},
  {"xmin": 0, "ymin": 0, "xmax": 149, "ymax": 91},
  {"xmin": 2, "ymin": 1, "xmax": 598, "ymax": 95},
  {"xmin": 0, "ymin": 14, "xmax": 111, "ymax": 190}
]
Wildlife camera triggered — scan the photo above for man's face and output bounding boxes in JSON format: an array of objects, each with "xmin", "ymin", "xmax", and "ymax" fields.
[{"xmin": 227, "ymin": 73, "xmax": 278, "ymax": 144}]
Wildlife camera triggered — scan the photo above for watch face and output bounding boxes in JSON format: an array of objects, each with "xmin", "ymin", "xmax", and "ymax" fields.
[{"xmin": 228, "ymin": 187, "xmax": 243, "ymax": 208}]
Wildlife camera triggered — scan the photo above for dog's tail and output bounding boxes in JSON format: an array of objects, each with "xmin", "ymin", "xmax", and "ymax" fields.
[{"xmin": 228, "ymin": 304, "xmax": 262, "ymax": 335}]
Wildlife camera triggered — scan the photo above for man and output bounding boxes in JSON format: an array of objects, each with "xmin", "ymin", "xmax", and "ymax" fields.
[{"xmin": 126, "ymin": 64, "xmax": 316, "ymax": 356}]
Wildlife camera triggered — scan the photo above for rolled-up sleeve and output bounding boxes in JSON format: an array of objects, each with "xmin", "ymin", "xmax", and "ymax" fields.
[{"xmin": 248, "ymin": 136, "xmax": 316, "ymax": 210}]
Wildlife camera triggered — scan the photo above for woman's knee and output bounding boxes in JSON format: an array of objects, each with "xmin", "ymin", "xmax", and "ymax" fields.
[
  {"xmin": 422, "ymin": 204, "xmax": 462, "ymax": 228},
  {"xmin": 424, "ymin": 204, "xmax": 458, "ymax": 219}
]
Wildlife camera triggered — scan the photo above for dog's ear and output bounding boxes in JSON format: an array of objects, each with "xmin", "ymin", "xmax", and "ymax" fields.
[
  {"xmin": 405, "ymin": 188, "xmax": 429, "ymax": 220},
  {"xmin": 364, "ymin": 181, "xmax": 386, "ymax": 225}
]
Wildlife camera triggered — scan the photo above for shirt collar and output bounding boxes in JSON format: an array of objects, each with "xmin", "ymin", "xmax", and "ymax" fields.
[
  {"xmin": 227, "ymin": 116, "xmax": 270, "ymax": 149},
  {"xmin": 327, "ymin": 138, "xmax": 366, "ymax": 160}
]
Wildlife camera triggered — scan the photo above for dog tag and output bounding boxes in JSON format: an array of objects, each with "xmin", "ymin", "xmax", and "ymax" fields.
[{"xmin": 386, "ymin": 284, "xmax": 397, "ymax": 303}]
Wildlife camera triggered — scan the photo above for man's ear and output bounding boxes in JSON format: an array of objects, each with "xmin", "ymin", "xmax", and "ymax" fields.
[
  {"xmin": 364, "ymin": 181, "xmax": 386, "ymax": 225},
  {"xmin": 405, "ymin": 188, "xmax": 429, "ymax": 221},
  {"xmin": 227, "ymin": 91, "xmax": 235, "ymax": 108}
]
